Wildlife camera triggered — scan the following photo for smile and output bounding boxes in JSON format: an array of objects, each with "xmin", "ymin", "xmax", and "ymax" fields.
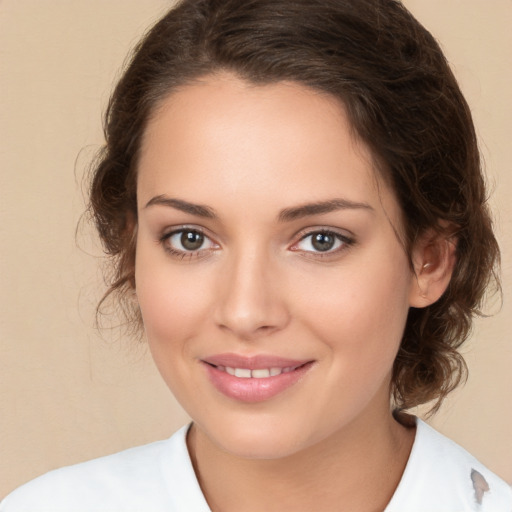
[
  {"xmin": 201, "ymin": 354, "xmax": 314, "ymax": 402},
  {"xmin": 214, "ymin": 365, "xmax": 300, "ymax": 378}
]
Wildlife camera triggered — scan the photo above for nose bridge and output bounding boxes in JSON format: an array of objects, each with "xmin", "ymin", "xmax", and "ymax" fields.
[{"xmin": 215, "ymin": 243, "xmax": 288, "ymax": 339}]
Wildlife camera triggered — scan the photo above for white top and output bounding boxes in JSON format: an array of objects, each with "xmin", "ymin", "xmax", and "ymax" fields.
[{"xmin": 1, "ymin": 419, "xmax": 510, "ymax": 511}]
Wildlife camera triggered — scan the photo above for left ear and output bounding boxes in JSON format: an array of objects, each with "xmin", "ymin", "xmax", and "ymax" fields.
[{"xmin": 409, "ymin": 226, "xmax": 457, "ymax": 308}]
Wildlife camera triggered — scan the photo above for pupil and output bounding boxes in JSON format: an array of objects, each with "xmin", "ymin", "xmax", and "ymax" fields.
[
  {"xmin": 181, "ymin": 231, "xmax": 204, "ymax": 250},
  {"xmin": 312, "ymin": 233, "xmax": 335, "ymax": 252}
]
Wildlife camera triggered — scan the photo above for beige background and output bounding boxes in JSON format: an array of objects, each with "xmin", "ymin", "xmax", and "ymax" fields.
[{"xmin": 1, "ymin": 0, "xmax": 511, "ymax": 499}]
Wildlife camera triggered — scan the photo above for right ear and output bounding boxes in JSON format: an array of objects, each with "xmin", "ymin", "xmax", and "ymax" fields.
[
  {"xmin": 124, "ymin": 210, "xmax": 138, "ymax": 291},
  {"xmin": 125, "ymin": 209, "xmax": 137, "ymax": 234}
]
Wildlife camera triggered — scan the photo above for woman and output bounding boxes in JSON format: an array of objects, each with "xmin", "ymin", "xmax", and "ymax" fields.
[{"xmin": 2, "ymin": 0, "xmax": 510, "ymax": 510}]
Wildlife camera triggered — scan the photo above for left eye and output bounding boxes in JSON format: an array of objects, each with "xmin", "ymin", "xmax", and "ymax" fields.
[
  {"xmin": 165, "ymin": 229, "xmax": 216, "ymax": 252},
  {"xmin": 294, "ymin": 231, "xmax": 346, "ymax": 253}
]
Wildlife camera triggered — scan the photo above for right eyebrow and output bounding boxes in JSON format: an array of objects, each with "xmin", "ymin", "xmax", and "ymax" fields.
[{"xmin": 144, "ymin": 195, "xmax": 217, "ymax": 219}]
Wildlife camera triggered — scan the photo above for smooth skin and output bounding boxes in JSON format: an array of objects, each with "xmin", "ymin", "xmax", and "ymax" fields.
[{"xmin": 135, "ymin": 73, "xmax": 455, "ymax": 512}]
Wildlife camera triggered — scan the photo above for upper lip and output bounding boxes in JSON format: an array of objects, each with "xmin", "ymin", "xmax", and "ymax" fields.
[{"xmin": 202, "ymin": 353, "xmax": 311, "ymax": 369}]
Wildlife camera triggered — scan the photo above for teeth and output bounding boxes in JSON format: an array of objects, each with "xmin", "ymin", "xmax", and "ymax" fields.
[
  {"xmin": 252, "ymin": 369, "xmax": 270, "ymax": 378},
  {"xmin": 234, "ymin": 368, "xmax": 251, "ymax": 378},
  {"xmin": 222, "ymin": 366, "xmax": 292, "ymax": 378}
]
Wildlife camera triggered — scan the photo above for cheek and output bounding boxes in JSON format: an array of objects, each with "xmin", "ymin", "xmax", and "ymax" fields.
[
  {"xmin": 294, "ymin": 247, "xmax": 412, "ymax": 366},
  {"xmin": 134, "ymin": 246, "xmax": 210, "ymax": 350}
]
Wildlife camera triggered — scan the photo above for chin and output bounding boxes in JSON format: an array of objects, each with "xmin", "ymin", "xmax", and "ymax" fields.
[{"xmin": 196, "ymin": 413, "xmax": 321, "ymax": 460}]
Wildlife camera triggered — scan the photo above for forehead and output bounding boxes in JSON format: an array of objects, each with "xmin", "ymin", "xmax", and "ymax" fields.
[{"xmin": 137, "ymin": 73, "xmax": 400, "ymax": 224}]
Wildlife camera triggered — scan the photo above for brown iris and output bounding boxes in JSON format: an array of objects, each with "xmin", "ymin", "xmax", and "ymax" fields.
[
  {"xmin": 181, "ymin": 231, "xmax": 204, "ymax": 250},
  {"xmin": 311, "ymin": 232, "xmax": 336, "ymax": 252}
]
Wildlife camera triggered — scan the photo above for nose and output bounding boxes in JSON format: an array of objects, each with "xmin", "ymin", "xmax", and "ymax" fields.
[{"xmin": 214, "ymin": 248, "xmax": 290, "ymax": 341}]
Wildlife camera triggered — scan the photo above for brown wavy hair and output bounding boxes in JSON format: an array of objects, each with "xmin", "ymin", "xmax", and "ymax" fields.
[{"xmin": 89, "ymin": 0, "xmax": 500, "ymax": 413}]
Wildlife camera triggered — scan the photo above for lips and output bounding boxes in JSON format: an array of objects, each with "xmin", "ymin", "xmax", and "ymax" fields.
[{"xmin": 201, "ymin": 353, "xmax": 314, "ymax": 402}]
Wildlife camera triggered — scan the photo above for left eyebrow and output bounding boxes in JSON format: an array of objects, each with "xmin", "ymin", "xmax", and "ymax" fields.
[{"xmin": 278, "ymin": 198, "xmax": 374, "ymax": 222}]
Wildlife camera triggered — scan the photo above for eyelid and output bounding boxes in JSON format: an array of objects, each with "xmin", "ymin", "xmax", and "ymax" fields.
[
  {"xmin": 289, "ymin": 227, "xmax": 355, "ymax": 255},
  {"xmin": 160, "ymin": 223, "xmax": 216, "ymax": 239},
  {"xmin": 159, "ymin": 225, "xmax": 220, "ymax": 259}
]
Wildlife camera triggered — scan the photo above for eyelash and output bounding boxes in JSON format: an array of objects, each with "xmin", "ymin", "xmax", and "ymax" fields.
[
  {"xmin": 290, "ymin": 229, "xmax": 355, "ymax": 258},
  {"xmin": 159, "ymin": 227, "xmax": 354, "ymax": 261},
  {"xmin": 159, "ymin": 227, "xmax": 218, "ymax": 261}
]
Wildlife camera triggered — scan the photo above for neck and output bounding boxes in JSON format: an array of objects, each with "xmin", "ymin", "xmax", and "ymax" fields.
[{"xmin": 187, "ymin": 406, "xmax": 415, "ymax": 512}]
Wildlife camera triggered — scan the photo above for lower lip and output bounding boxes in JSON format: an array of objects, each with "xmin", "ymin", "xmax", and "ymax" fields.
[{"xmin": 203, "ymin": 362, "xmax": 314, "ymax": 403}]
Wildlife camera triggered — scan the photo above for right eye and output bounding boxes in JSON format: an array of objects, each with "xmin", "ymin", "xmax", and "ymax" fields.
[{"xmin": 161, "ymin": 228, "xmax": 218, "ymax": 259}]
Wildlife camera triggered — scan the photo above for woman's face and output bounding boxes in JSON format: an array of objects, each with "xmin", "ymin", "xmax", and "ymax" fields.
[{"xmin": 135, "ymin": 74, "xmax": 417, "ymax": 458}]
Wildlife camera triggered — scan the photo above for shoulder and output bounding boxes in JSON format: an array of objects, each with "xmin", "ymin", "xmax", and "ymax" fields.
[
  {"xmin": 0, "ymin": 425, "xmax": 210, "ymax": 512},
  {"xmin": 387, "ymin": 419, "xmax": 512, "ymax": 512}
]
